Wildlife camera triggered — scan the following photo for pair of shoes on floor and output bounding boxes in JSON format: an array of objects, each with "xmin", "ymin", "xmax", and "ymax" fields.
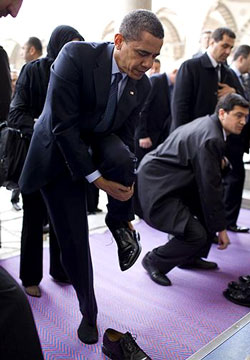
[
  {"xmin": 227, "ymin": 225, "xmax": 249, "ymax": 233},
  {"xmin": 105, "ymin": 215, "xmax": 141, "ymax": 271},
  {"xmin": 24, "ymin": 285, "xmax": 41, "ymax": 297},
  {"xmin": 227, "ymin": 274, "xmax": 250, "ymax": 291},
  {"xmin": 178, "ymin": 258, "xmax": 218, "ymax": 270},
  {"xmin": 223, "ymin": 274, "xmax": 250, "ymax": 307},
  {"xmin": 102, "ymin": 328, "xmax": 151, "ymax": 359},
  {"xmin": 12, "ymin": 202, "xmax": 22, "ymax": 211},
  {"xmin": 142, "ymin": 252, "xmax": 171, "ymax": 286},
  {"xmin": 223, "ymin": 287, "xmax": 250, "ymax": 307}
]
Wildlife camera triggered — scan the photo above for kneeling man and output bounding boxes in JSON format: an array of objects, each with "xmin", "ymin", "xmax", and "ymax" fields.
[{"xmin": 137, "ymin": 93, "xmax": 249, "ymax": 286}]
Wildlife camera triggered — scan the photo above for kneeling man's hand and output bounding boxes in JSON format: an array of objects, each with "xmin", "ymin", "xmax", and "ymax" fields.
[{"xmin": 217, "ymin": 230, "xmax": 230, "ymax": 250}]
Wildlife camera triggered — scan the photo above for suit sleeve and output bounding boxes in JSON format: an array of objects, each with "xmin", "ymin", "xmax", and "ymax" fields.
[
  {"xmin": 46, "ymin": 43, "xmax": 97, "ymax": 179},
  {"xmin": 171, "ymin": 61, "xmax": 195, "ymax": 131},
  {"xmin": 0, "ymin": 47, "xmax": 11, "ymax": 122},
  {"xmin": 192, "ymin": 138, "xmax": 226, "ymax": 232},
  {"xmin": 136, "ymin": 76, "xmax": 157, "ymax": 139}
]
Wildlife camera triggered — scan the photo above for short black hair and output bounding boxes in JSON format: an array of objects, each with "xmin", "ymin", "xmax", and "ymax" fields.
[
  {"xmin": 215, "ymin": 93, "xmax": 249, "ymax": 115},
  {"xmin": 211, "ymin": 27, "xmax": 236, "ymax": 42},
  {"xmin": 233, "ymin": 44, "xmax": 250, "ymax": 61},
  {"xmin": 119, "ymin": 9, "xmax": 164, "ymax": 42},
  {"xmin": 27, "ymin": 37, "xmax": 43, "ymax": 53},
  {"xmin": 154, "ymin": 58, "xmax": 161, "ymax": 64}
]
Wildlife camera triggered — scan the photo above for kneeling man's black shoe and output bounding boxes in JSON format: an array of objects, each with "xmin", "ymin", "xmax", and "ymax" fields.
[
  {"xmin": 179, "ymin": 258, "xmax": 218, "ymax": 270},
  {"xmin": 102, "ymin": 328, "xmax": 152, "ymax": 360},
  {"xmin": 223, "ymin": 288, "xmax": 250, "ymax": 307},
  {"xmin": 142, "ymin": 252, "xmax": 171, "ymax": 286},
  {"xmin": 227, "ymin": 281, "xmax": 249, "ymax": 291}
]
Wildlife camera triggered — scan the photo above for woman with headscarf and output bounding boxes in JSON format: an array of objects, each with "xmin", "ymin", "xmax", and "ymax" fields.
[{"xmin": 8, "ymin": 25, "xmax": 84, "ymax": 297}]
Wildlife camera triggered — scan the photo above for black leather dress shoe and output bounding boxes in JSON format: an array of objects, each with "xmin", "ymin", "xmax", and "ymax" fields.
[
  {"xmin": 142, "ymin": 252, "xmax": 171, "ymax": 286},
  {"xmin": 227, "ymin": 281, "xmax": 250, "ymax": 291},
  {"xmin": 239, "ymin": 275, "xmax": 250, "ymax": 283},
  {"xmin": 77, "ymin": 318, "xmax": 98, "ymax": 344},
  {"xmin": 223, "ymin": 288, "xmax": 250, "ymax": 307},
  {"xmin": 227, "ymin": 225, "xmax": 249, "ymax": 233},
  {"xmin": 179, "ymin": 258, "xmax": 218, "ymax": 270},
  {"xmin": 110, "ymin": 227, "xmax": 141, "ymax": 271},
  {"xmin": 102, "ymin": 328, "xmax": 151, "ymax": 360}
]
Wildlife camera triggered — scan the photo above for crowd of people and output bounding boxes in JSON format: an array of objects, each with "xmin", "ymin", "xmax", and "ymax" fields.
[{"xmin": 0, "ymin": 1, "xmax": 250, "ymax": 359}]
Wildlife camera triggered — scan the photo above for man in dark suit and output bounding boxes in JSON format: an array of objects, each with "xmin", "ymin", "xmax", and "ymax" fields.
[
  {"xmin": 0, "ymin": 2, "xmax": 44, "ymax": 359},
  {"xmin": 171, "ymin": 27, "xmax": 237, "ymax": 132},
  {"xmin": 137, "ymin": 94, "xmax": 249, "ymax": 286},
  {"xmin": 19, "ymin": 9, "xmax": 164, "ymax": 344},
  {"xmin": 224, "ymin": 45, "xmax": 250, "ymax": 233},
  {"xmin": 135, "ymin": 68, "xmax": 177, "ymax": 162}
]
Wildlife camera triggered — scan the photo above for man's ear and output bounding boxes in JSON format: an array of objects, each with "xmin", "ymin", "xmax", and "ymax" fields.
[
  {"xmin": 29, "ymin": 46, "xmax": 35, "ymax": 55},
  {"xmin": 114, "ymin": 34, "xmax": 124, "ymax": 50}
]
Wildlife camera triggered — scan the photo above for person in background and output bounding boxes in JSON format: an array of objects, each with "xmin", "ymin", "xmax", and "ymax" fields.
[
  {"xmin": 0, "ymin": 2, "xmax": 44, "ymax": 359},
  {"xmin": 8, "ymin": 25, "xmax": 84, "ymax": 298},
  {"xmin": 19, "ymin": 9, "xmax": 164, "ymax": 344},
  {"xmin": 137, "ymin": 94, "xmax": 248, "ymax": 286},
  {"xmin": 223, "ymin": 45, "xmax": 250, "ymax": 233},
  {"xmin": 11, "ymin": 36, "xmax": 43, "ymax": 211},
  {"xmin": 21, "ymin": 36, "xmax": 43, "ymax": 63},
  {"xmin": 192, "ymin": 29, "xmax": 212, "ymax": 58},
  {"xmin": 148, "ymin": 57, "xmax": 161, "ymax": 75}
]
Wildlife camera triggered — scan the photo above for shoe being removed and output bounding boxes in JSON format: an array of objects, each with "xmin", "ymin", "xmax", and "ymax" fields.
[{"xmin": 102, "ymin": 328, "xmax": 151, "ymax": 360}]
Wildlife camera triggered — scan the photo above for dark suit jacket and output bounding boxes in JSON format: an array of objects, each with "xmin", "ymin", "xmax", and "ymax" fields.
[
  {"xmin": 171, "ymin": 53, "xmax": 237, "ymax": 131},
  {"xmin": 137, "ymin": 114, "xmax": 227, "ymax": 234},
  {"xmin": 135, "ymin": 73, "xmax": 172, "ymax": 144},
  {"xmin": 19, "ymin": 42, "xmax": 150, "ymax": 193},
  {"xmin": 0, "ymin": 46, "xmax": 11, "ymax": 122}
]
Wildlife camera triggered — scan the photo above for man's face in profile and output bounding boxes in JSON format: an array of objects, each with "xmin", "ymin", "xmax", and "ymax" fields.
[{"xmin": 0, "ymin": 0, "xmax": 23, "ymax": 18}]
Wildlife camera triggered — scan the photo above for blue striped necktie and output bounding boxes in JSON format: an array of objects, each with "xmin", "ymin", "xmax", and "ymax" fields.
[{"xmin": 95, "ymin": 72, "xmax": 122, "ymax": 132}]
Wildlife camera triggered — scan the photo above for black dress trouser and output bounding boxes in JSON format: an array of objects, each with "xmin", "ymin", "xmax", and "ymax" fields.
[
  {"xmin": 0, "ymin": 266, "xmax": 44, "ymax": 359},
  {"xmin": 41, "ymin": 134, "xmax": 136, "ymax": 325},
  {"xmin": 20, "ymin": 190, "xmax": 67, "ymax": 287}
]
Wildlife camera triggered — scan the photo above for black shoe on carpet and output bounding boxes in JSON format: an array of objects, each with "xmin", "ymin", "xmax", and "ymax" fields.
[
  {"xmin": 102, "ymin": 328, "xmax": 151, "ymax": 360},
  {"xmin": 142, "ymin": 252, "xmax": 171, "ymax": 286}
]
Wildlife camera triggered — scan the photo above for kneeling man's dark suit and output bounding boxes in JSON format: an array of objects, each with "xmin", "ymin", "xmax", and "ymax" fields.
[{"xmin": 137, "ymin": 114, "xmax": 226, "ymax": 274}]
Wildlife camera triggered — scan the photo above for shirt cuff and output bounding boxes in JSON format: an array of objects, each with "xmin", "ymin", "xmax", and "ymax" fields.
[{"xmin": 86, "ymin": 170, "xmax": 102, "ymax": 183}]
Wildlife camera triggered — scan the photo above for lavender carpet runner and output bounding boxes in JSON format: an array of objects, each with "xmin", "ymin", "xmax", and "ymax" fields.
[{"xmin": 1, "ymin": 209, "xmax": 250, "ymax": 359}]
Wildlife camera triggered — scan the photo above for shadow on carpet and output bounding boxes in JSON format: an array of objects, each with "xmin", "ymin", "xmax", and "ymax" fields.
[{"xmin": 1, "ymin": 209, "xmax": 250, "ymax": 360}]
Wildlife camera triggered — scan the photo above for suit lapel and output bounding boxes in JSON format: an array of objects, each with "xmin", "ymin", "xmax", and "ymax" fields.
[{"xmin": 93, "ymin": 44, "xmax": 114, "ymax": 109}]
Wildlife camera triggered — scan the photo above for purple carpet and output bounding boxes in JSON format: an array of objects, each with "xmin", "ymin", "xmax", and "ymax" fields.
[{"xmin": 1, "ymin": 209, "xmax": 250, "ymax": 359}]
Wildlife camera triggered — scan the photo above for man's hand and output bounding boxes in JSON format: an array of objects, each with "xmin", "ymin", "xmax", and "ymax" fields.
[
  {"xmin": 93, "ymin": 176, "xmax": 134, "ymax": 201},
  {"xmin": 139, "ymin": 137, "xmax": 152, "ymax": 149},
  {"xmin": 217, "ymin": 229, "xmax": 230, "ymax": 250},
  {"xmin": 218, "ymin": 82, "xmax": 236, "ymax": 98}
]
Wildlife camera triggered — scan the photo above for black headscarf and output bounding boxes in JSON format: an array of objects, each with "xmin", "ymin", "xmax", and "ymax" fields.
[{"xmin": 47, "ymin": 25, "xmax": 84, "ymax": 60}]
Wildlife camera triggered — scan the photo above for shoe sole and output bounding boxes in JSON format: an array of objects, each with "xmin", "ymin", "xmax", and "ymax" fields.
[{"xmin": 223, "ymin": 290, "xmax": 250, "ymax": 307}]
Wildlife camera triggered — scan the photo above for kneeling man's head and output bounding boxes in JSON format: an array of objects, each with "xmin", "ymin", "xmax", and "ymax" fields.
[{"xmin": 216, "ymin": 93, "xmax": 249, "ymax": 135}]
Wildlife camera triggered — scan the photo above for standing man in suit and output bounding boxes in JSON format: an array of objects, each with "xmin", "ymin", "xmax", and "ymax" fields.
[
  {"xmin": 137, "ymin": 94, "xmax": 249, "ymax": 286},
  {"xmin": 192, "ymin": 29, "xmax": 212, "ymax": 58},
  {"xmin": 224, "ymin": 45, "xmax": 250, "ymax": 233},
  {"xmin": 171, "ymin": 27, "xmax": 237, "ymax": 132},
  {"xmin": 0, "ymin": 2, "xmax": 44, "ymax": 359},
  {"xmin": 19, "ymin": 9, "xmax": 164, "ymax": 344}
]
